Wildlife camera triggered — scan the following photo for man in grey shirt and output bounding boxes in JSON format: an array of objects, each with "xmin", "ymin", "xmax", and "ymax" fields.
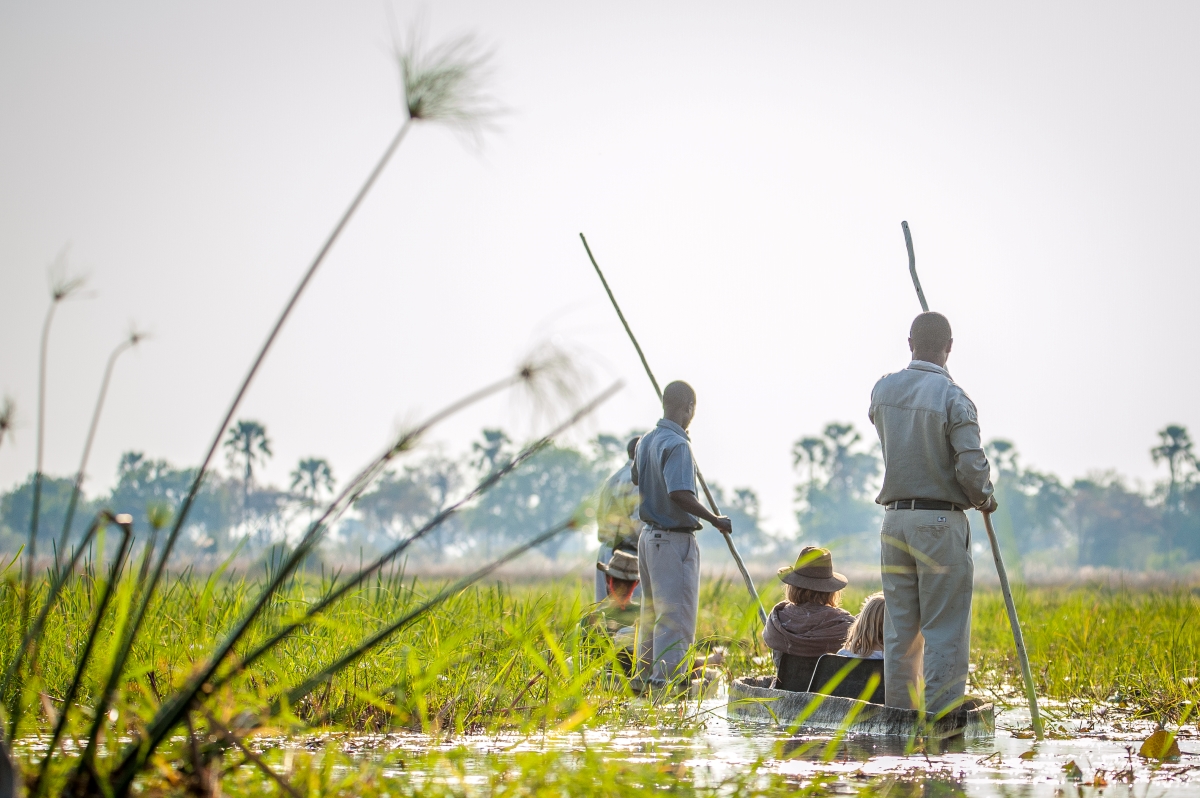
[
  {"xmin": 631, "ymin": 380, "xmax": 731, "ymax": 690},
  {"xmin": 869, "ymin": 312, "xmax": 996, "ymax": 714}
]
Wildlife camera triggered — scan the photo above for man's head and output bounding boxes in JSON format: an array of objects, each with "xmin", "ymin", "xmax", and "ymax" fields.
[
  {"xmin": 626, "ymin": 436, "xmax": 640, "ymax": 461},
  {"xmin": 662, "ymin": 380, "xmax": 696, "ymax": 430},
  {"xmin": 908, "ymin": 312, "xmax": 953, "ymax": 367}
]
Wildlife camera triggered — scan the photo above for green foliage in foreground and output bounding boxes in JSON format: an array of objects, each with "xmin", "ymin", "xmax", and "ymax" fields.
[{"xmin": 3, "ymin": 570, "xmax": 1199, "ymax": 794}]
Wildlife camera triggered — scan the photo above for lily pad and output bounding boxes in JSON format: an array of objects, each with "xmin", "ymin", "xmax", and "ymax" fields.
[
  {"xmin": 1019, "ymin": 750, "xmax": 1036, "ymax": 760},
  {"xmin": 1062, "ymin": 760, "xmax": 1083, "ymax": 780},
  {"xmin": 1139, "ymin": 729, "xmax": 1181, "ymax": 760}
]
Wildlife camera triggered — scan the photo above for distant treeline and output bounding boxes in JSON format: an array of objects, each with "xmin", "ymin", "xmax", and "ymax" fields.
[
  {"xmin": 793, "ymin": 422, "xmax": 1200, "ymax": 570},
  {"xmin": 0, "ymin": 422, "xmax": 773, "ymax": 566},
  {"xmin": 2, "ymin": 420, "xmax": 1195, "ymax": 570}
]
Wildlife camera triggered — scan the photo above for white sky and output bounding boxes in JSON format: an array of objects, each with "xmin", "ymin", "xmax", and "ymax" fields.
[{"xmin": 1, "ymin": 2, "xmax": 1197, "ymax": 537}]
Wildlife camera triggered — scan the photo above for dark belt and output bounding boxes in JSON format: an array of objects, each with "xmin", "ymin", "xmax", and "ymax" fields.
[
  {"xmin": 885, "ymin": 499, "xmax": 962, "ymax": 511},
  {"xmin": 647, "ymin": 525, "xmax": 698, "ymax": 534}
]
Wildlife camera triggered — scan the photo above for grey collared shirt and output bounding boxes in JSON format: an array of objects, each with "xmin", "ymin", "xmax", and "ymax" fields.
[
  {"xmin": 630, "ymin": 419, "xmax": 701, "ymax": 531},
  {"xmin": 869, "ymin": 360, "xmax": 994, "ymax": 509}
]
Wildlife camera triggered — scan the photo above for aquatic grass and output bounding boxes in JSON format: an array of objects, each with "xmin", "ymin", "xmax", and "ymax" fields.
[
  {"xmin": 6, "ymin": 553, "xmax": 1200, "ymax": 794},
  {"xmin": 971, "ymin": 586, "xmax": 1200, "ymax": 723},
  {"xmin": 103, "ymin": 380, "xmax": 620, "ymax": 792}
]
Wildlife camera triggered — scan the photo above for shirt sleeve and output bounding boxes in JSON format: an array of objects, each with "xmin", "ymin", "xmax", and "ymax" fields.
[
  {"xmin": 662, "ymin": 441, "xmax": 697, "ymax": 495},
  {"xmin": 947, "ymin": 389, "xmax": 995, "ymax": 508}
]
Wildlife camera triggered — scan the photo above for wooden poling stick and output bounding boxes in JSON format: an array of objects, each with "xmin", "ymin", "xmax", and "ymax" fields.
[
  {"xmin": 903, "ymin": 220, "xmax": 1043, "ymax": 738},
  {"xmin": 580, "ymin": 233, "xmax": 768, "ymax": 625}
]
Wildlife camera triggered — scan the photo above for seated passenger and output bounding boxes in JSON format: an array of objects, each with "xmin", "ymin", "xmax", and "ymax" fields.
[
  {"xmin": 838, "ymin": 591, "xmax": 885, "ymax": 660},
  {"xmin": 762, "ymin": 546, "xmax": 853, "ymax": 666},
  {"xmin": 583, "ymin": 550, "xmax": 640, "ymax": 674}
]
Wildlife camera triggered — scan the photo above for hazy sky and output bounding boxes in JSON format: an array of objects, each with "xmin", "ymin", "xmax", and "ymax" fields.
[{"xmin": 1, "ymin": 2, "xmax": 1197, "ymax": 538}]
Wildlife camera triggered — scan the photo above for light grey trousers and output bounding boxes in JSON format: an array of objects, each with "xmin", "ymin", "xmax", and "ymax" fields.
[
  {"xmin": 880, "ymin": 508, "xmax": 973, "ymax": 714},
  {"xmin": 637, "ymin": 528, "xmax": 700, "ymax": 685}
]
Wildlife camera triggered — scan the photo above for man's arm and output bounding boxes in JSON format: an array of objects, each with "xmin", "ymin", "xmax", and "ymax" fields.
[
  {"xmin": 948, "ymin": 390, "xmax": 997, "ymax": 512},
  {"xmin": 668, "ymin": 490, "xmax": 732, "ymax": 533}
]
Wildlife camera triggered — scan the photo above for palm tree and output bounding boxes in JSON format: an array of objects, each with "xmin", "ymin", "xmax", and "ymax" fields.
[
  {"xmin": 792, "ymin": 436, "xmax": 826, "ymax": 488},
  {"xmin": 224, "ymin": 420, "xmax": 272, "ymax": 523},
  {"xmin": 1152, "ymin": 425, "xmax": 1196, "ymax": 509},
  {"xmin": 291, "ymin": 458, "xmax": 335, "ymax": 516},
  {"xmin": 1152, "ymin": 425, "xmax": 1196, "ymax": 553}
]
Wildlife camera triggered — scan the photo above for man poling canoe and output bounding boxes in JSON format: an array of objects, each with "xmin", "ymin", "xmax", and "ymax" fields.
[
  {"xmin": 869, "ymin": 311, "xmax": 997, "ymax": 714},
  {"xmin": 631, "ymin": 380, "xmax": 733, "ymax": 692}
]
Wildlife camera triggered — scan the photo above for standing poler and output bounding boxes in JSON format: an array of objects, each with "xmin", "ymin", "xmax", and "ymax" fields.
[
  {"xmin": 595, "ymin": 436, "xmax": 642, "ymax": 602},
  {"xmin": 631, "ymin": 380, "xmax": 732, "ymax": 691},
  {"xmin": 869, "ymin": 312, "xmax": 996, "ymax": 713}
]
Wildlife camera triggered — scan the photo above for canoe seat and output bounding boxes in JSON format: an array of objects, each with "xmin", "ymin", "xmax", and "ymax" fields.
[
  {"xmin": 808, "ymin": 654, "xmax": 886, "ymax": 704},
  {"xmin": 772, "ymin": 654, "xmax": 822, "ymax": 692}
]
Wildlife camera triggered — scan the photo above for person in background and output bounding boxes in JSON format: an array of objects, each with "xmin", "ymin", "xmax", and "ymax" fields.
[
  {"xmin": 595, "ymin": 436, "xmax": 642, "ymax": 602},
  {"xmin": 762, "ymin": 547, "xmax": 853, "ymax": 666},
  {"xmin": 838, "ymin": 592, "xmax": 885, "ymax": 660},
  {"xmin": 583, "ymin": 550, "xmax": 641, "ymax": 675}
]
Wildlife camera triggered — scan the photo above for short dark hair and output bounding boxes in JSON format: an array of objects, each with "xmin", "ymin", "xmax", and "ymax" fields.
[
  {"xmin": 663, "ymin": 381, "xmax": 696, "ymax": 414},
  {"xmin": 626, "ymin": 436, "xmax": 640, "ymax": 460},
  {"xmin": 910, "ymin": 312, "xmax": 952, "ymax": 353}
]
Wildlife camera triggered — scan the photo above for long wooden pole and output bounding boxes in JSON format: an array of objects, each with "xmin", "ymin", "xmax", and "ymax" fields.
[
  {"xmin": 901, "ymin": 220, "xmax": 1043, "ymax": 739},
  {"xmin": 579, "ymin": 233, "xmax": 768, "ymax": 625},
  {"xmin": 982, "ymin": 512, "xmax": 1044, "ymax": 738}
]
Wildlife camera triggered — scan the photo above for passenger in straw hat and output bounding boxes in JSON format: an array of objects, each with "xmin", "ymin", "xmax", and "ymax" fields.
[
  {"xmin": 762, "ymin": 546, "xmax": 853, "ymax": 667},
  {"xmin": 583, "ymin": 550, "xmax": 641, "ymax": 674}
]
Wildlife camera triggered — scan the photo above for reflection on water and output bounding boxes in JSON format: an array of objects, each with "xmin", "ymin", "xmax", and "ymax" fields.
[{"xmin": 269, "ymin": 698, "xmax": 1198, "ymax": 796}]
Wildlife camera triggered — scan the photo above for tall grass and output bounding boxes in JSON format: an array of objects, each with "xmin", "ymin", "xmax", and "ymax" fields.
[{"xmin": 8, "ymin": 570, "xmax": 1198, "ymax": 793}]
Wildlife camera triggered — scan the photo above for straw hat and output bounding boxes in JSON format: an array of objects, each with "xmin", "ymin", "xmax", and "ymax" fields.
[
  {"xmin": 597, "ymin": 549, "xmax": 640, "ymax": 582},
  {"xmin": 777, "ymin": 546, "xmax": 848, "ymax": 592}
]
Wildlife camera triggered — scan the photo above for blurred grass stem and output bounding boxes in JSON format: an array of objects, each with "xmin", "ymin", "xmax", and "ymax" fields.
[{"xmin": 56, "ymin": 331, "xmax": 145, "ymax": 566}]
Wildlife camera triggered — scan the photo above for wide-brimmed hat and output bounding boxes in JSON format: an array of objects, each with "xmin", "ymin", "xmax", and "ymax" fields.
[
  {"xmin": 777, "ymin": 546, "xmax": 848, "ymax": 592},
  {"xmin": 597, "ymin": 549, "xmax": 640, "ymax": 582}
]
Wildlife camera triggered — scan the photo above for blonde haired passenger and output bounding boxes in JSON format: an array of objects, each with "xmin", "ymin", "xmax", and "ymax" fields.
[{"xmin": 838, "ymin": 592, "xmax": 885, "ymax": 660}]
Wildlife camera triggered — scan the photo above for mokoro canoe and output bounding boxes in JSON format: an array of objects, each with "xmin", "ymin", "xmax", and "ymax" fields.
[{"xmin": 728, "ymin": 675, "xmax": 994, "ymax": 739}]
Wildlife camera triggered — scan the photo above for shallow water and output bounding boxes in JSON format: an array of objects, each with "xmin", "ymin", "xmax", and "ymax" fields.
[{"xmin": 332, "ymin": 693, "xmax": 1200, "ymax": 796}]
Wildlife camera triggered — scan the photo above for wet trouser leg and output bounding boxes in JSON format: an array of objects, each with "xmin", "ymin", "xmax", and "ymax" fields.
[
  {"xmin": 637, "ymin": 529, "xmax": 699, "ymax": 686},
  {"xmin": 881, "ymin": 509, "xmax": 973, "ymax": 714}
]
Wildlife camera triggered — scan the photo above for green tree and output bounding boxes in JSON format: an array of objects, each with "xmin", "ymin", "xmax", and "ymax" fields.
[
  {"xmin": 1151, "ymin": 425, "xmax": 1198, "ymax": 556},
  {"xmin": 290, "ymin": 458, "xmax": 335, "ymax": 511},
  {"xmin": 792, "ymin": 423, "xmax": 882, "ymax": 559},
  {"xmin": 1073, "ymin": 472, "xmax": 1162, "ymax": 568},
  {"xmin": 224, "ymin": 420, "xmax": 272, "ymax": 522},
  {"xmin": 467, "ymin": 433, "xmax": 602, "ymax": 560},
  {"xmin": 985, "ymin": 440, "xmax": 1070, "ymax": 574}
]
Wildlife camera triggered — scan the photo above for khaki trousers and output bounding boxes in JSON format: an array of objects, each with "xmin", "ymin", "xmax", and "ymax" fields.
[
  {"xmin": 880, "ymin": 508, "xmax": 973, "ymax": 714},
  {"xmin": 637, "ymin": 528, "xmax": 700, "ymax": 686}
]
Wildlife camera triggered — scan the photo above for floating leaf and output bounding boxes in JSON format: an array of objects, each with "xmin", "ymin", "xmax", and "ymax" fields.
[
  {"xmin": 1139, "ymin": 729, "xmax": 1180, "ymax": 760},
  {"xmin": 1019, "ymin": 750, "xmax": 1036, "ymax": 760},
  {"xmin": 1062, "ymin": 760, "xmax": 1083, "ymax": 780}
]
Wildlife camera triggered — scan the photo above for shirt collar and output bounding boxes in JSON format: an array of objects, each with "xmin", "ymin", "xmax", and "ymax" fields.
[
  {"xmin": 907, "ymin": 359, "xmax": 951, "ymax": 378},
  {"xmin": 656, "ymin": 418, "xmax": 691, "ymax": 440}
]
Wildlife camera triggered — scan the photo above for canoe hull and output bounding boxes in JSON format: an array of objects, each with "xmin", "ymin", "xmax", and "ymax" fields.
[{"xmin": 728, "ymin": 675, "xmax": 994, "ymax": 739}]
